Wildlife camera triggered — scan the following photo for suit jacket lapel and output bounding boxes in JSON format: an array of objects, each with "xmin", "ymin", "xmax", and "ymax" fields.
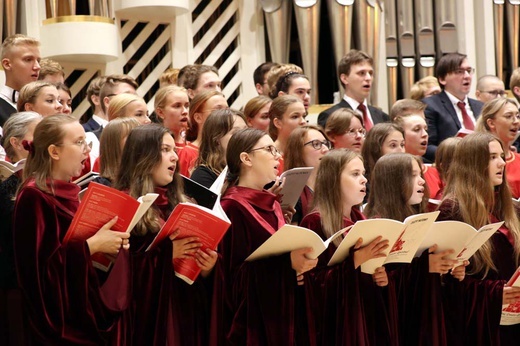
[{"xmin": 439, "ymin": 91, "xmax": 461, "ymax": 128}]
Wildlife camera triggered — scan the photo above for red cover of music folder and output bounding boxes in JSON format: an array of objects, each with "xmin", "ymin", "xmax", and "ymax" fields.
[
  {"xmin": 63, "ymin": 182, "xmax": 158, "ymax": 270},
  {"xmin": 146, "ymin": 202, "xmax": 231, "ymax": 285}
]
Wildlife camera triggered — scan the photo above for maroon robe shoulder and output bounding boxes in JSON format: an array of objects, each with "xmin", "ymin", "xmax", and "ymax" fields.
[
  {"xmin": 122, "ymin": 186, "xmax": 211, "ymax": 346},
  {"xmin": 13, "ymin": 179, "xmax": 128, "ymax": 345},
  {"xmin": 301, "ymin": 208, "xmax": 399, "ymax": 345},
  {"xmin": 211, "ymin": 186, "xmax": 306, "ymax": 345},
  {"xmin": 437, "ymin": 198, "xmax": 513, "ymax": 345}
]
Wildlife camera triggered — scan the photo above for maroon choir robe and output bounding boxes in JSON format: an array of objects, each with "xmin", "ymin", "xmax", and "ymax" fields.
[
  {"xmin": 437, "ymin": 199, "xmax": 517, "ymax": 345},
  {"xmin": 122, "ymin": 187, "xmax": 211, "ymax": 345},
  {"xmin": 365, "ymin": 213, "xmax": 449, "ymax": 346},
  {"xmin": 301, "ymin": 209, "xmax": 399, "ymax": 345},
  {"xmin": 13, "ymin": 179, "xmax": 129, "ymax": 345},
  {"xmin": 211, "ymin": 186, "xmax": 313, "ymax": 345}
]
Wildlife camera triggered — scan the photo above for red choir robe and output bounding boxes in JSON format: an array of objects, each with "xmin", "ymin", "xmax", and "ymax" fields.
[
  {"xmin": 122, "ymin": 187, "xmax": 211, "ymax": 345},
  {"xmin": 177, "ymin": 142, "xmax": 199, "ymax": 177},
  {"xmin": 506, "ymin": 152, "xmax": 520, "ymax": 199},
  {"xmin": 423, "ymin": 165, "xmax": 443, "ymax": 200},
  {"xmin": 12, "ymin": 179, "xmax": 129, "ymax": 345},
  {"xmin": 385, "ymin": 248, "xmax": 448, "ymax": 345},
  {"xmin": 437, "ymin": 198, "xmax": 517, "ymax": 345},
  {"xmin": 364, "ymin": 211, "xmax": 449, "ymax": 346},
  {"xmin": 301, "ymin": 209, "xmax": 399, "ymax": 345},
  {"xmin": 211, "ymin": 186, "xmax": 314, "ymax": 345}
]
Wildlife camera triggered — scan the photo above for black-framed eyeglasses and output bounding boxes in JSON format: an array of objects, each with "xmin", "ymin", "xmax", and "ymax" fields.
[
  {"xmin": 482, "ymin": 90, "xmax": 506, "ymax": 97},
  {"xmin": 248, "ymin": 145, "xmax": 280, "ymax": 157},
  {"xmin": 304, "ymin": 139, "xmax": 331, "ymax": 150}
]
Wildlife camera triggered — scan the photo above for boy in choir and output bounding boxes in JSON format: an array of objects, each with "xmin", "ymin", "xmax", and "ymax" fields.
[
  {"xmin": 318, "ymin": 49, "xmax": 389, "ymax": 130},
  {"xmin": 37, "ymin": 58, "xmax": 65, "ymax": 84},
  {"xmin": 82, "ymin": 76, "xmax": 107, "ymax": 133},
  {"xmin": 0, "ymin": 34, "xmax": 41, "ymax": 127},
  {"xmin": 182, "ymin": 64, "xmax": 222, "ymax": 99},
  {"xmin": 253, "ymin": 61, "xmax": 279, "ymax": 96}
]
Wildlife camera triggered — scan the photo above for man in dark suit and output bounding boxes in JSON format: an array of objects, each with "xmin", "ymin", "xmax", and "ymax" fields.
[
  {"xmin": 0, "ymin": 34, "xmax": 41, "ymax": 127},
  {"xmin": 318, "ymin": 49, "xmax": 389, "ymax": 129},
  {"xmin": 82, "ymin": 76, "xmax": 107, "ymax": 134},
  {"xmin": 423, "ymin": 53, "xmax": 483, "ymax": 162}
]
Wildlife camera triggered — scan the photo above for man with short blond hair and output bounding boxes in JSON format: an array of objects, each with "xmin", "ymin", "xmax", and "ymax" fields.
[
  {"xmin": 0, "ymin": 34, "xmax": 41, "ymax": 126},
  {"xmin": 38, "ymin": 58, "xmax": 65, "ymax": 84}
]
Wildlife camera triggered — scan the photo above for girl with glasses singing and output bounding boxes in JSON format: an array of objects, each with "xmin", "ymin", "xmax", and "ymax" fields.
[
  {"xmin": 284, "ymin": 125, "xmax": 330, "ymax": 225},
  {"xmin": 325, "ymin": 108, "xmax": 366, "ymax": 153},
  {"xmin": 211, "ymin": 128, "xmax": 318, "ymax": 345},
  {"xmin": 12, "ymin": 114, "xmax": 130, "ymax": 344}
]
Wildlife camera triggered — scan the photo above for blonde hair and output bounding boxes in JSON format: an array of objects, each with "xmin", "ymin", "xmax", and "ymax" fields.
[
  {"xmin": 1, "ymin": 34, "xmax": 39, "ymax": 60},
  {"xmin": 390, "ymin": 99, "xmax": 427, "ymax": 123},
  {"xmin": 107, "ymin": 93, "xmax": 145, "ymax": 121},
  {"xmin": 476, "ymin": 97, "xmax": 518, "ymax": 136},
  {"xmin": 266, "ymin": 64, "xmax": 304, "ymax": 99},
  {"xmin": 154, "ymin": 85, "xmax": 188, "ymax": 111},
  {"xmin": 99, "ymin": 117, "xmax": 140, "ymax": 182},
  {"xmin": 17, "ymin": 81, "xmax": 56, "ymax": 112},
  {"xmin": 38, "ymin": 58, "xmax": 65, "ymax": 81},
  {"xmin": 409, "ymin": 76, "xmax": 439, "ymax": 100},
  {"xmin": 159, "ymin": 68, "xmax": 180, "ymax": 87}
]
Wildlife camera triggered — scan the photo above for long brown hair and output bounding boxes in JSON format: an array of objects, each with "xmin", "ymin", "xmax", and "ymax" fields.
[
  {"xmin": 313, "ymin": 149, "xmax": 361, "ymax": 247},
  {"xmin": 115, "ymin": 124, "xmax": 184, "ymax": 236},
  {"xmin": 364, "ymin": 153, "xmax": 429, "ymax": 221},
  {"xmin": 196, "ymin": 108, "xmax": 246, "ymax": 175},
  {"xmin": 268, "ymin": 94, "xmax": 301, "ymax": 140},
  {"xmin": 21, "ymin": 114, "xmax": 77, "ymax": 193},
  {"xmin": 442, "ymin": 132, "xmax": 520, "ymax": 277},
  {"xmin": 99, "ymin": 117, "xmax": 140, "ymax": 182}
]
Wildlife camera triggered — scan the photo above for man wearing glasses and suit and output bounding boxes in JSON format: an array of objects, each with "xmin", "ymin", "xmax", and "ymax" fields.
[{"xmin": 423, "ymin": 53, "xmax": 483, "ymax": 162}]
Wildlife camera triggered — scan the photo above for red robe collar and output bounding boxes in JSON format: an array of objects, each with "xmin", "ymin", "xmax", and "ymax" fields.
[{"xmin": 223, "ymin": 185, "xmax": 285, "ymax": 234}]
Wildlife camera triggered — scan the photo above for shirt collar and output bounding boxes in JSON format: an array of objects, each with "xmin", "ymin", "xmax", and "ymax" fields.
[
  {"xmin": 343, "ymin": 94, "xmax": 367, "ymax": 110},
  {"xmin": 444, "ymin": 90, "xmax": 469, "ymax": 106}
]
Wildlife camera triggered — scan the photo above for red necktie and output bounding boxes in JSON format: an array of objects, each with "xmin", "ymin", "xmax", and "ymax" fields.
[
  {"xmin": 456, "ymin": 101, "xmax": 474, "ymax": 130},
  {"xmin": 357, "ymin": 103, "xmax": 372, "ymax": 131}
]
